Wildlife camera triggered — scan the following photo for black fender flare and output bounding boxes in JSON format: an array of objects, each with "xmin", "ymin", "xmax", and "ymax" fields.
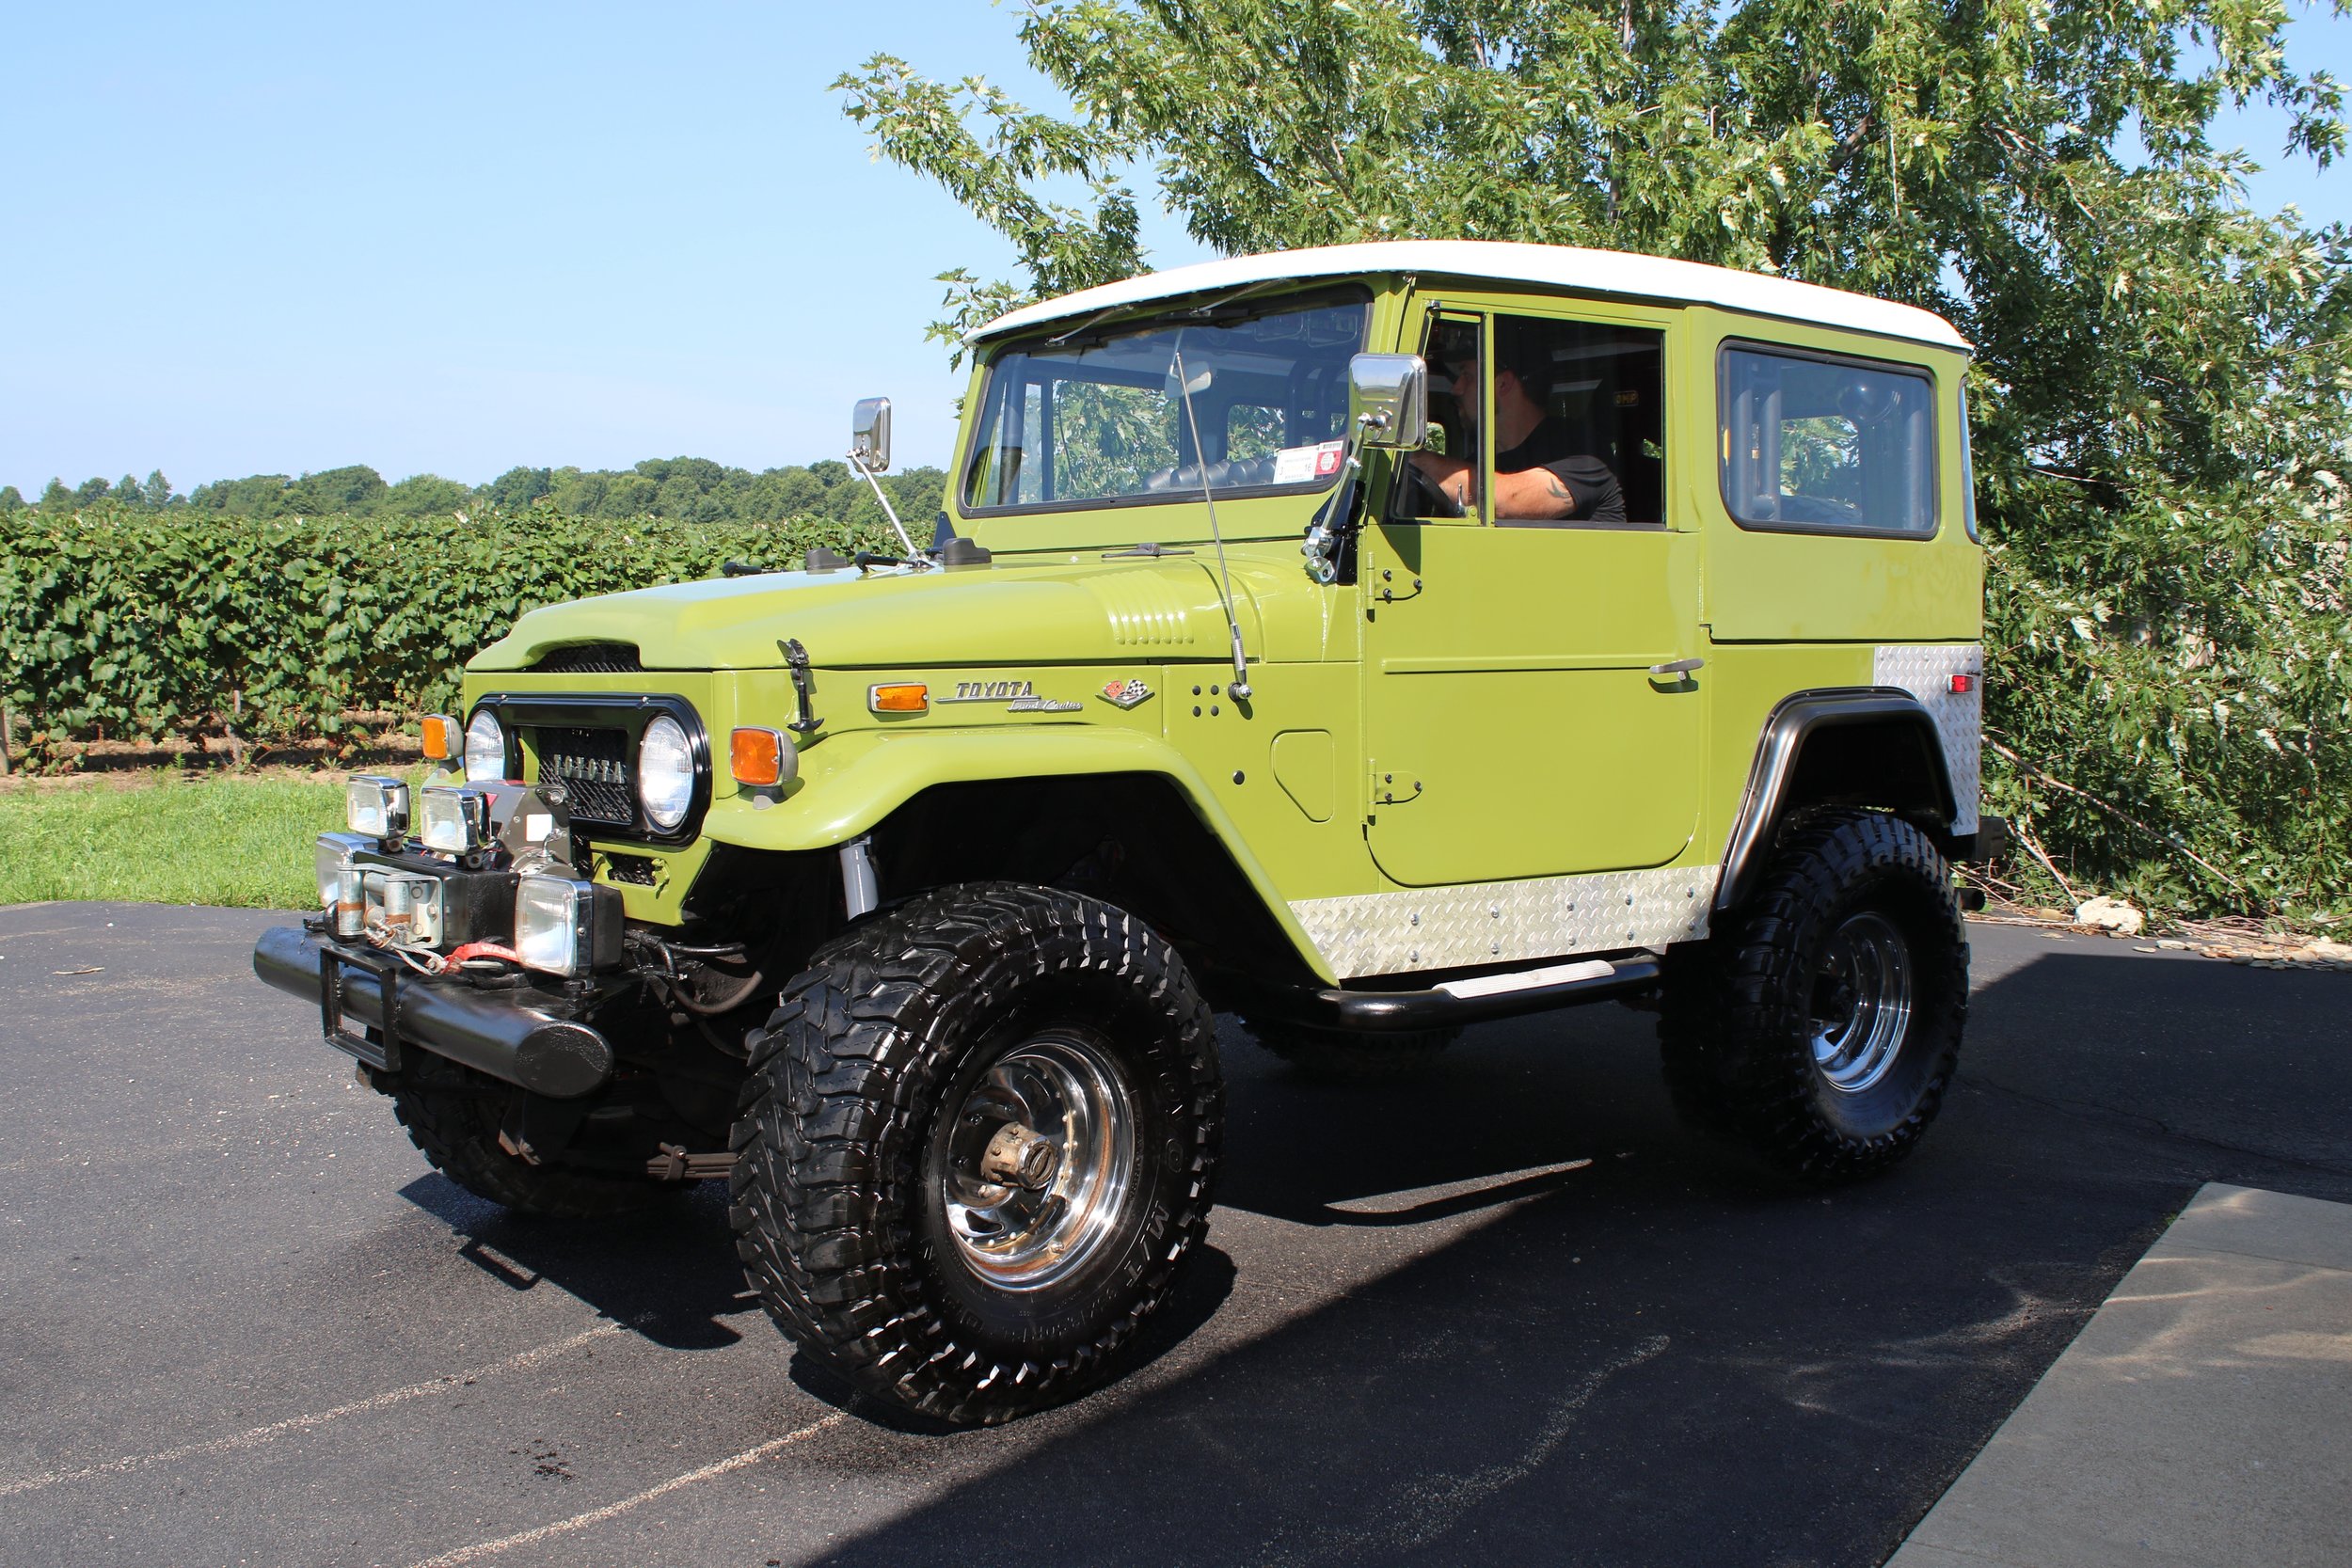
[{"xmin": 1717, "ymin": 689, "xmax": 1959, "ymax": 912}]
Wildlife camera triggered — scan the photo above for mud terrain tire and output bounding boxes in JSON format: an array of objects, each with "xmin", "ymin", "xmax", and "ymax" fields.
[
  {"xmin": 729, "ymin": 883, "xmax": 1223, "ymax": 1425},
  {"xmin": 1660, "ymin": 811, "xmax": 1967, "ymax": 1180}
]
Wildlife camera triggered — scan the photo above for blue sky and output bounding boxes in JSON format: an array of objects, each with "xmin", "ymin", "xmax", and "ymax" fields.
[{"xmin": 5, "ymin": 1, "xmax": 2345, "ymax": 495}]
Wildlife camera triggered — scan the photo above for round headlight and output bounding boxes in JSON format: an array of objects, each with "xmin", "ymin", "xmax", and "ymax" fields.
[
  {"xmin": 637, "ymin": 714, "xmax": 694, "ymax": 831},
  {"xmin": 463, "ymin": 709, "xmax": 506, "ymax": 783}
]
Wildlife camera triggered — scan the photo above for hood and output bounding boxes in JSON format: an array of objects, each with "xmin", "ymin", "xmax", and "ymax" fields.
[{"xmin": 469, "ymin": 555, "xmax": 1298, "ymax": 672}]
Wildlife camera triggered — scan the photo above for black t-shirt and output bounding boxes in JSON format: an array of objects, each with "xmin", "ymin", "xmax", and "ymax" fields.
[{"xmin": 1496, "ymin": 418, "xmax": 1626, "ymax": 522}]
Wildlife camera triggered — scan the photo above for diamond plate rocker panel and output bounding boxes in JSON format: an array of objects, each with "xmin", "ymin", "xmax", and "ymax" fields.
[
  {"xmin": 1873, "ymin": 643, "xmax": 1982, "ymax": 835},
  {"xmin": 1292, "ymin": 863, "xmax": 1722, "ymax": 981}
]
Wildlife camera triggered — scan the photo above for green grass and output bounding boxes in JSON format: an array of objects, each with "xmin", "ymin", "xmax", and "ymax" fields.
[{"xmin": 0, "ymin": 772, "xmax": 374, "ymax": 909}]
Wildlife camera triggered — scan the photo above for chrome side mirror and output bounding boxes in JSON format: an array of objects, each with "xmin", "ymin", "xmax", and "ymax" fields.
[
  {"xmin": 1348, "ymin": 354, "xmax": 1428, "ymax": 451},
  {"xmin": 850, "ymin": 397, "xmax": 892, "ymax": 473}
]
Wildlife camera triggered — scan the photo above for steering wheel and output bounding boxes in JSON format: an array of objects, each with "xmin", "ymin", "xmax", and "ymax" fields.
[{"xmin": 1397, "ymin": 457, "xmax": 1465, "ymax": 518}]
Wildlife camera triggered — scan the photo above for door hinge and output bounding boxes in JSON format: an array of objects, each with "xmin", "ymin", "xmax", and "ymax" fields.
[{"xmin": 1372, "ymin": 766, "xmax": 1424, "ymax": 806}]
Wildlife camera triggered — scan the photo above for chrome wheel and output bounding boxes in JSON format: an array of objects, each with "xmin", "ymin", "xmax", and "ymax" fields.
[
  {"xmin": 1809, "ymin": 911, "xmax": 1914, "ymax": 1094},
  {"xmin": 941, "ymin": 1033, "xmax": 1136, "ymax": 1291}
]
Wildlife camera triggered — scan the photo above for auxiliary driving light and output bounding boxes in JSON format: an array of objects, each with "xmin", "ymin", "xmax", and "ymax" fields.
[
  {"xmin": 515, "ymin": 875, "xmax": 602, "ymax": 976},
  {"xmin": 346, "ymin": 776, "xmax": 410, "ymax": 840},
  {"xmin": 419, "ymin": 785, "xmax": 494, "ymax": 854},
  {"xmin": 314, "ymin": 831, "xmax": 373, "ymax": 909}
]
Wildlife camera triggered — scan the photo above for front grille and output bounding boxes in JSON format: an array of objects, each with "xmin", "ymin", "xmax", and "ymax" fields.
[
  {"xmin": 531, "ymin": 642, "xmax": 643, "ymax": 673},
  {"xmin": 535, "ymin": 727, "xmax": 635, "ymax": 827}
]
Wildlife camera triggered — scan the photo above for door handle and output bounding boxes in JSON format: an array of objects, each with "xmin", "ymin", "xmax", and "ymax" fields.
[{"xmin": 1648, "ymin": 657, "xmax": 1706, "ymax": 677}]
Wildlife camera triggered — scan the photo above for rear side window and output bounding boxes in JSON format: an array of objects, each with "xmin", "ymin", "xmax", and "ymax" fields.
[{"xmin": 1719, "ymin": 345, "xmax": 1937, "ymax": 537}]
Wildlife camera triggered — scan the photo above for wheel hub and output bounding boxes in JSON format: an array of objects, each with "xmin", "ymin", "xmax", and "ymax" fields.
[
  {"xmin": 1808, "ymin": 910, "xmax": 1914, "ymax": 1095},
  {"xmin": 941, "ymin": 1033, "xmax": 1135, "ymax": 1291}
]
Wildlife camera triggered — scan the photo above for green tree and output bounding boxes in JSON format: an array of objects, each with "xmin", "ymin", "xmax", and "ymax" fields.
[
  {"xmin": 837, "ymin": 0, "xmax": 2352, "ymax": 919},
  {"xmin": 482, "ymin": 466, "xmax": 553, "ymax": 509},
  {"xmin": 140, "ymin": 470, "xmax": 175, "ymax": 510},
  {"xmin": 384, "ymin": 473, "xmax": 472, "ymax": 515},
  {"xmin": 286, "ymin": 465, "xmax": 389, "ymax": 516},
  {"xmin": 0, "ymin": 486, "xmax": 23, "ymax": 514}
]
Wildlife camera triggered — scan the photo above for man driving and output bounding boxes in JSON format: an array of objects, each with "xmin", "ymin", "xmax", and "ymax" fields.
[{"xmin": 1409, "ymin": 328, "xmax": 1626, "ymax": 523}]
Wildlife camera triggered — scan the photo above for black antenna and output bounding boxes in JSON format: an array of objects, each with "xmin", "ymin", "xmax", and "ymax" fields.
[{"xmin": 1170, "ymin": 343, "xmax": 1252, "ymax": 700}]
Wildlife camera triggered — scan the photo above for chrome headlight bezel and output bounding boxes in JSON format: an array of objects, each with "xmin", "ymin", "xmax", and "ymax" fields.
[
  {"xmin": 345, "ymin": 776, "xmax": 409, "ymax": 840},
  {"xmin": 418, "ymin": 785, "xmax": 495, "ymax": 854},
  {"xmin": 314, "ymin": 831, "xmax": 373, "ymax": 909},
  {"xmin": 463, "ymin": 708, "xmax": 507, "ymax": 783},
  {"xmin": 513, "ymin": 874, "xmax": 621, "ymax": 976},
  {"xmin": 636, "ymin": 713, "xmax": 695, "ymax": 832}
]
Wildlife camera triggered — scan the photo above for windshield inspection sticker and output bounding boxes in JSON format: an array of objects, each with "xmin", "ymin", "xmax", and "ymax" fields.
[{"xmin": 1271, "ymin": 440, "xmax": 1346, "ymax": 485}]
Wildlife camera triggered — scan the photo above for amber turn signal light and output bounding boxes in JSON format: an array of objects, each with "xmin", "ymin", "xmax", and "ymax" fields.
[
  {"xmin": 867, "ymin": 683, "xmax": 928, "ymax": 714},
  {"xmin": 730, "ymin": 727, "xmax": 788, "ymax": 787},
  {"xmin": 420, "ymin": 713, "xmax": 459, "ymax": 760}
]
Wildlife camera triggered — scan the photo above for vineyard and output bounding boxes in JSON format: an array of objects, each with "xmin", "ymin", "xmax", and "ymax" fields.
[
  {"xmin": 3, "ymin": 502, "xmax": 2345, "ymax": 926},
  {"xmin": 0, "ymin": 505, "xmax": 894, "ymax": 763}
]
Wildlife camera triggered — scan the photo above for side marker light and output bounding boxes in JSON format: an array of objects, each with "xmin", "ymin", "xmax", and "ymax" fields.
[
  {"xmin": 868, "ymin": 683, "xmax": 928, "ymax": 714},
  {"xmin": 1949, "ymin": 673, "xmax": 1976, "ymax": 694}
]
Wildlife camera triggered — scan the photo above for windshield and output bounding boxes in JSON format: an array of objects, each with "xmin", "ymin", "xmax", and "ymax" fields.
[{"xmin": 961, "ymin": 291, "xmax": 1370, "ymax": 514}]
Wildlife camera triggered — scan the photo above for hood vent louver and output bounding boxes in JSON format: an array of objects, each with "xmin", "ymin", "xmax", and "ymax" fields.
[{"xmin": 530, "ymin": 642, "xmax": 644, "ymax": 674}]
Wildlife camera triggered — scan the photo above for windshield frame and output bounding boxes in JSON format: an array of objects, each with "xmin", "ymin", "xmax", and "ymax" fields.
[{"xmin": 958, "ymin": 283, "xmax": 1375, "ymax": 520}]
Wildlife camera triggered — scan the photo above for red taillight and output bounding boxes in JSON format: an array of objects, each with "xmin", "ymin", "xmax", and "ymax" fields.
[{"xmin": 1949, "ymin": 673, "xmax": 1976, "ymax": 694}]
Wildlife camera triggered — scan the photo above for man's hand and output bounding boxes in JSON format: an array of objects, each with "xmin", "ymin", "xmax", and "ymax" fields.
[{"xmin": 1408, "ymin": 451, "xmax": 1476, "ymax": 508}]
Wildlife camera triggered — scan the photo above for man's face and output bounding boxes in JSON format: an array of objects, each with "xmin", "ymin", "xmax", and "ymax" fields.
[{"xmin": 1449, "ymin": 354, "xmax": 1482, "ymax": 443}]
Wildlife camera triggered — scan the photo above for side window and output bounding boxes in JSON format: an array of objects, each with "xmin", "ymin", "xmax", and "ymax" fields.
[
  {"xmin": 1392, "ymin": 313, "xmax": 1483, "ymax": 520},
  {"xmin": 1720, "ymin": 345, "xmax": 1937, "ymax": 536},
  {"xmin": 1489, "ymin": 314, "xmax": 1663, "ymax": 525}
]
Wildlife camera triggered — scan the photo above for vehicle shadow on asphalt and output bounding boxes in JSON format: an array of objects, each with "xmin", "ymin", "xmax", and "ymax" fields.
[
  {"xmin": 762, "ymin": 943, "xmax": 2352, "ymax": 1568},
  {"xmin": 397, "ymin": 1175, "xmax": 755, "ymax": 1350}
]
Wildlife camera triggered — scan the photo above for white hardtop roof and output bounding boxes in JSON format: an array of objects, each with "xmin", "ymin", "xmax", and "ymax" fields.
[{"xmin": 974, "ymin": 240, "xmax": 1970, "ymax": 353}]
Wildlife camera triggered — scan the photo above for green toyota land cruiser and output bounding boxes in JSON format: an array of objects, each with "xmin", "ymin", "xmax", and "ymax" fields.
[{"xmin": 254, "ymin": 240, "xmax": 1997, "ymax": 1425}]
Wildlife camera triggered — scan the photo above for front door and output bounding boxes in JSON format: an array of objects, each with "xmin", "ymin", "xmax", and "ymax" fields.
[{"xmin": 1359, "ymin": 299, "xmax": 1704, "ymax": 888}]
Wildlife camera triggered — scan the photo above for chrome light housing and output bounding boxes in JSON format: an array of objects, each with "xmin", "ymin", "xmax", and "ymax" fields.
[
  {"xmin": 637, "ymin": 713, "xmax": 694, "ymax": 832},
  {"xmin": 419, "ymin": 785, "xmax": 494, "ymax": 854},
  {"xmin": 463, "ymin": 708, "xmax": 507, "ymax": 783},
  {"xmin": 346, "ymin": 776, "xmax": 409, "ymax": 840},
  {"xmin": 515, "ymin": 875, "xmax": 599, "ymax": 975},
  {"xmin": 314, "ymin": 832, "xmax": 373, "ymax": 909}
]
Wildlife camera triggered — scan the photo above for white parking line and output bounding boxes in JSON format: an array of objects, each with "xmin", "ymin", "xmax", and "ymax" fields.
[
  {"xmin": 405, "ymin": 1411, "xmax": 852, "ymax": 1567},
  {"xmin": 0, "ymin": 1321, "xmax": 624, "ymax": 1499}
]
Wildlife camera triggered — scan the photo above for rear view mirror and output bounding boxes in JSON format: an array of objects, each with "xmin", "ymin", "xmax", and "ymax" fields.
[
  {"xmin": 1348, "ymin": 354, "xmax": 1428, "ymax": 450},
  {"xmin": 850, "ymin": 397, "xmax": 892, "ymax": 473}
]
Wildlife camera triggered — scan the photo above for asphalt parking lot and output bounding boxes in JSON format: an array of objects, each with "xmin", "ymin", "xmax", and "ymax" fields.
[{"xmin": 2, "ymin": 902, "xmax": 2346, "ymax": 1568}]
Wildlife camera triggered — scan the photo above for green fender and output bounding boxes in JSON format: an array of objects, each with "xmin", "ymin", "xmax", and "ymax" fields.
[{"xmin": 699, "ymin": 725, "xmax": 1340, "ymax": 986}]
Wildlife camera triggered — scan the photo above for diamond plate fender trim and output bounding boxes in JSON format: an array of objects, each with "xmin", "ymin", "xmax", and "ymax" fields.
[
  {"xmin": 1872, "ymin": 644, "xmax": 1983, "ymax": 836},
  {"xmin": 1290, "ymin": 863, "xmax": 1721, "ymax": 981}
]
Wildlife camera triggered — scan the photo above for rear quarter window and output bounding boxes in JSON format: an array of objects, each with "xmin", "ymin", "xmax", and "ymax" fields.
[{"xmin": 1719, "ymin": 344, "xmax": 1938, "ymax": 537}]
